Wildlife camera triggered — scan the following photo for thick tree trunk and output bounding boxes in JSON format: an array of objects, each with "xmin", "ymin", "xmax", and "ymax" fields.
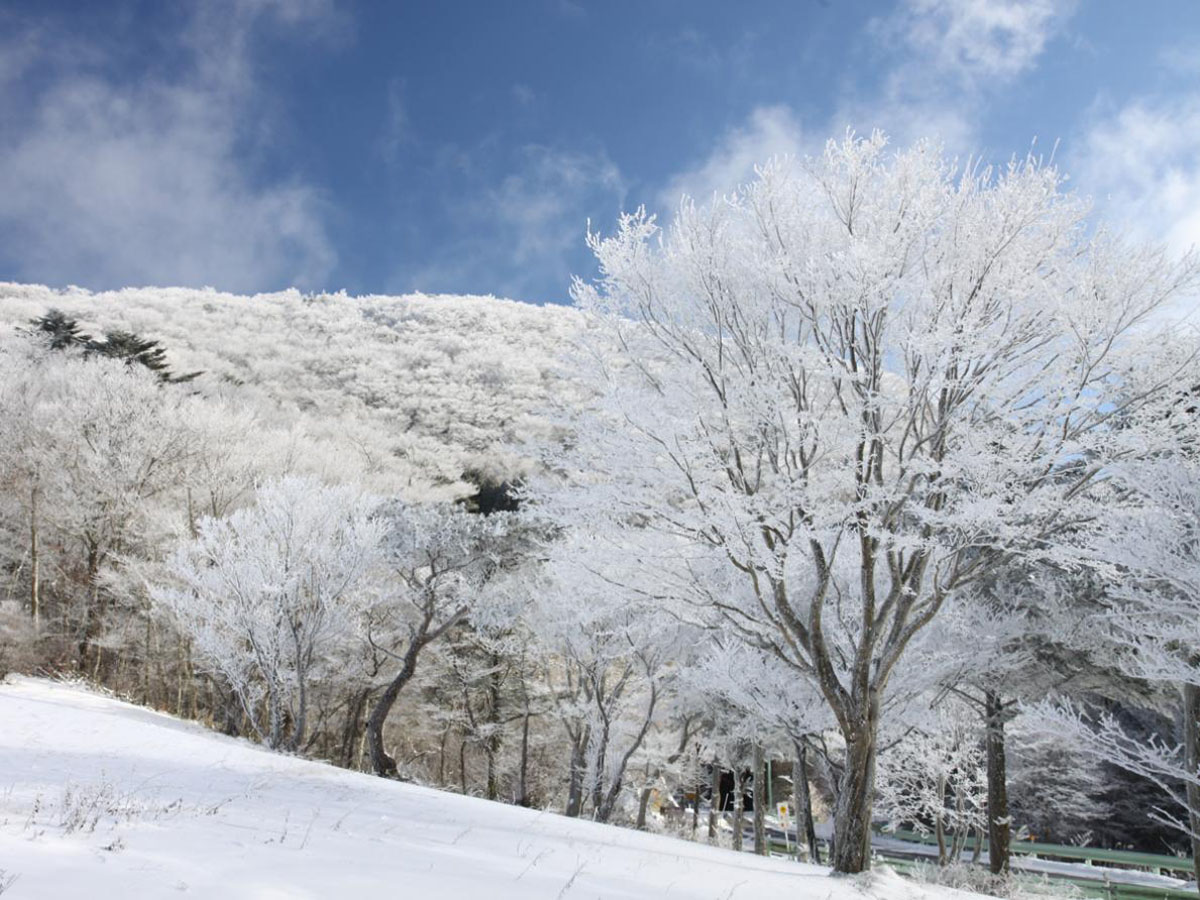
[
  {"xmin": 1183, "ymin": 682, "xmax": 1200, "ymax": 893},
  {"xmin": 985, "ymin": 690, "xmax": 1011, "ymax": 875},
  {"xmin": 831, "ymin": 724, "xmax": 877, "ymax": 874},
  {"xmin": 753, "ymin": 744, "xmax": 767, "ymax": 855},
  {"xmin": 365, "ymin": 644, "xmax": 421, "ymax": 777}
]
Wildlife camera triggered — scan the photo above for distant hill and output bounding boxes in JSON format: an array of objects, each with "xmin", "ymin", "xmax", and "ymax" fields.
[{"xmin": 0, "ymin": 283, "xmax": 588, "ymax": 499}]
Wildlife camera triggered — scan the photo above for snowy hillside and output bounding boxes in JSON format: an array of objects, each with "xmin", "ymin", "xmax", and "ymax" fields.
[
  {"xmin": 0, "ymin": 676, "xmax": 975, "ymax": 900},
  {"xmin": 0, "ymin": 283, "xmax": 587, "ymax": 499}
]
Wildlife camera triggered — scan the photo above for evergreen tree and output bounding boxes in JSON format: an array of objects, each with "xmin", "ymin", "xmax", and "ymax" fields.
[
  {"xmin": 29, "ymin": 309, "xmax": 201, "ymax": 383},
  {"xmin": 30, "ymin": 309, "xmax": 92, "ymax": 350}
]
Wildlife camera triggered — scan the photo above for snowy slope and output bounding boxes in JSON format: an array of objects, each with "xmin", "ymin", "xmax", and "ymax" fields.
[{"xmin": 0, "ymin": 677, "xmax": 978, "ymax": 900}]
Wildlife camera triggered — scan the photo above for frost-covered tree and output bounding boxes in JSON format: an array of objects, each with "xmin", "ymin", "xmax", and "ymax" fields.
[
  {"xmin": 1033, "ymin": 451, "xmax": 1200, "ymax": 886},
  {"xmin": 876, "ymin": 698, "xmax": 988, "ymax": 865},
  {"xmin": 362, "ymin": 501, "xmax": 518, "ymax": 777},
  {"xmin": 529, "ymin": 532, "xmax": 695, "ymax": 823},
  {"xmin": 152, "ymin": 476, "xmax": 383, "ymax": 751},
  {"xmin": 545, "ymin": 132, "xmax": 1200, "ymax": 872},
  {"xmin": 0, "ymin": 333, "xmax": 198, "ymax": 666}
]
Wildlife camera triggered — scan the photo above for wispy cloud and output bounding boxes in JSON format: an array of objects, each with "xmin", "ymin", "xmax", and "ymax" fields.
[
  {"xmin": 1072, "ymin": 91, "xmax": 1200, "ymax": 256},
  {"xmin": 657, "ymin": 105, "xmax": 810, "ymax": 212},
  {"xmin": 0, "ymin": 0, "xmax": 341, "ymax": 293},
  {"xmin": 655, "ymin": 0, "xmax": 1078, "ymax": 213},
  {"xmin": 378, "ymin": 78, "xmax": 410, "ymax": 165},
  {"xmin": 878, "ymin": 0, "xmax": 1076, "ymax": 85},
  {"xmin": 410, "ymin": 143, "xmax": 625, "ymax": 302},
  {"xmin": 511, "ymin": 83, "xmax": 536, "ymax": 107},
  {"xmin": 837, "ymin": 0, "xmax": 1076, "ymax": 153}
]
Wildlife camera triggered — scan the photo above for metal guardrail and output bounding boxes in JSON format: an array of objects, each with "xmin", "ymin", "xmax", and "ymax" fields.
[
  {"xmin": 879, "ymin": 827, "xmax": 1194, "ymax": 878},
  {"xmin": 756, "ymin": 828, "xmax": 1197, "ymax": 900}
]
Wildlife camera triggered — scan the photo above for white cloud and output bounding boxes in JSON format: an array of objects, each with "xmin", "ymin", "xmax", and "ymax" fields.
[
  {"xmin": 0, "ymin": 1, "xmax": 339, "ymax": 293},
  {"xmin": 882, "ymin": 0, "xmax": 1076, "ymax": 85},
  {"xmin": 1072, "ymin": 93, "xmax": 1200, "ymax": 256},
  {"xmin": 657, "ymin": 0, "xmax": 1077, "ymax": 212},
  {"xmin": 490, "ymin": 146, "xmax": 625, "ymax": 267},
  {"xmin": 841, "ymin": 0, "xmax": 1076, "ymax": 155},
  {"xmin": 657, "ymin": 105, "xmax": 810, "ymax": 212}
]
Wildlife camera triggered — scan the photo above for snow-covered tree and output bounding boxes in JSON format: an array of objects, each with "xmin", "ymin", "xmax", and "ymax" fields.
[
  {"xmin": 1032, "ymin": 450, "xmax": 1200, "ymax": 886},
  {"xmin": 362, "ymin": 501, "xmax": 519, "ymax": 777},
  {"xmin": 0, "ymin": 332, "xmax": 198, "ymax": 667},
  {"xmin": 152, "ymin": 476, "xmax": 383, "ymax": 751},
  {"xmin": 526, "ymin": 530, "xmax": 697, "ymax": 823},
  {"xmin": 543, "ymin": 132, "xmax": 1200, "ymax": 872},
  {"xmin": 876, "ymin": 699, "xmax": 988, "ymax": 865}
]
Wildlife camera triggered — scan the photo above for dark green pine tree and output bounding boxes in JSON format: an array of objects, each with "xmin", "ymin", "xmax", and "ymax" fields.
[
  {"xmin": 28, "ymin": 309, "xmax": 201, "ymax": 383},
  {"xmin": 30, "ymin": 309, "xmax": 92, "ymax": 350},
  {"xmin": 90, "ymin": 329, "xmax": 201, "ymax": 383}
]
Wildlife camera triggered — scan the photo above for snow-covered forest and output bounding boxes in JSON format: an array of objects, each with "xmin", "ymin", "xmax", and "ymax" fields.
[{"xmin": 3, "ymin": 135, "xmax": 1200, "ymax": 895}]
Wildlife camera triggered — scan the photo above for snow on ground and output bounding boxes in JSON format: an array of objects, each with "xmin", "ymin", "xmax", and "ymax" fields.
[{"xmin": 0, "ymin": 676, "xmax": 980, "ymax": 900}]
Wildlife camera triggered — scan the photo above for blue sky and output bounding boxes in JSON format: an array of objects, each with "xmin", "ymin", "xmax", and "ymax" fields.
[{"xmin": 1, "ymin": 0, "xmax": 1198, "ymax": 303}]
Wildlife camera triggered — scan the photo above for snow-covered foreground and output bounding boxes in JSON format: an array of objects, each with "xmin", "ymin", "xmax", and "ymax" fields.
[{"xmin": 0, "ymin": 677, "xmax": 973, "ymax": 900}]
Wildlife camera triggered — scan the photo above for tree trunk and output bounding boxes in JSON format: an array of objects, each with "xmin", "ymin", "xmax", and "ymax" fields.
[
  {"xmin": 485, "ymin": 746, "xmax": 498, "ymax": 802},
  {"xmin": 636, "ymin": 786, "xmax": 653, "ymax": 830},
  {"xmin": 365, "ymin": 643, "xmax": 421, "ymax": 777},
  {"xmin": 831, "ymin": 724, "xmax": 877, "ymax": 874},
  {"xmin": 732, "ymin": 767, "xmax": 745, "ymax": 852},
  {"xmin": 753, "ymin": 744, "xmax": 767, "ymax": 856},
  {"xmin": 29, "ymin": 484, "xmax": 40, "ymax": 630},
  {"xmin": 459, "ymin": 734, "xmax": 468, "ymax": 793},
  {"xmin": 565, "ymin": 739, "xmax": 586, "ymax": 817},
  {"xmin": 267, "ymin": 687, "xmax": 285, "ymax": 750},
  {"xmin": 1183, "ymin": 682, "xmax": 1200, "ymax": 893},
  {"xmin": 339, "ymin": 688, "xmax": 369, "ymax": 769},
  {"xmin": 985, "ymin": 690, "xmax": 1011, "ymax": 875},
  {"xmin": 81, "ymin": 543, "xmax": 105, "ymax": 673},
  {"xmin": 935, "ymin": 774, "xmax": 948, "ymax": 865},
  {"xmin": 516, "ymin": 709, "xmax": 532, "ymax": 807},
  {"xmin": 437, "ymin": 726, "xmax": 450, "ymax": 785},
  {"xmin": 485, "ymin": 652, "xmax": 503, "ymax": 801},
  {"xmin": 794, "ymin": 738, "xmax": 819, "ymax": 863},
  {"xmin": 708, "ymin": 763, "xmax": 721, "ymax": 840}
]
